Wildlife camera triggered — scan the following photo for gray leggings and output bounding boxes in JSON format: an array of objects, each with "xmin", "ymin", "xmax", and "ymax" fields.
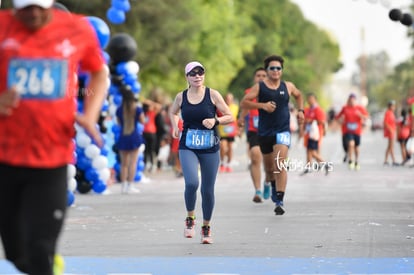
[{"xmin": 179, "ymin": 149, "xmax": 220, "ymax": 221}]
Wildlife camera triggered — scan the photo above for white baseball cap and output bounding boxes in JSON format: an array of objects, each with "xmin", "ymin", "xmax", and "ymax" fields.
[
  {"xmin": 185, "ymin": 61, "xmax": 204, "ymax": 75},
  {"xmin": 13, "ymin": 0, "xmax": 54, "ymax": 9}
]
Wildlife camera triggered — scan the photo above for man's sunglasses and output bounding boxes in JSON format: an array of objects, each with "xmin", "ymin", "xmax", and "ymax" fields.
[
  {"xmin": 187, "ymin": 70, "xmax": 205, "ymax": 77},
  {"xmin": 268, "ymin": 66, "xmax": 283, "ymax": 71}
]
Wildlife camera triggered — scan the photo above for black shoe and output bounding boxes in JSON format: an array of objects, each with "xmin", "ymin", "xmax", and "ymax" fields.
[
  {"xmin": 274, "ymin": 201, "xmax": 285, "ymax": 215},
  {"xmin": 324, "ymin": 165, "xmax": 329, "ymax": 175},
  {"xmin": 300, "ymin": 168, "xmax": 310, "ymax": 176}
]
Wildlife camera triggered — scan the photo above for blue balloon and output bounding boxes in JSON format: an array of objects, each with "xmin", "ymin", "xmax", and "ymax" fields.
[
  {"xmin": 101, "ymin": 146, "xmax": 110, "ymax": 156},
  {"xmin": 111, "ymin": 0, "xmax": 131, "ymax": 12},
  {"xmin": 86, "ymin": 16, "xmax": 111, "ymax": 49},
  {"xmin": 131, "ymin": 81, "xmax": 141, "ymax": 93},
  {"xmin": 137, "ymin": 160, "xmax": 145, "ymax": 171},
  {"xmin": 134, "ymin": 171, "xmax": 142, "ymax": 181},
  {"xmin": 137, "ymin": 122, "xmax": 144, "ymax": 133},
  {"xmin": 111, "ymin": 123, "xmax": 121, "ymax": 135},
  {"xmin": 106, "ymin": 7, "xmax": 126, "ymax": 25},
  {"xmin": 77, "ymin": 100, "xmax": 84, "ymax": 113},
  {"xmin": 102, "ymin": 99, "xmax": 109, "ymax": 112},
  {"xmin": 115, "ymin": 61, "xmax": 129, "ymax": 75},
  {"xmin": 67, "ymin": 190, "xmax": 75, "ymax": 206},
  {"xmin": 78, "ymin": 72, "xmax": 90, "ymax": 90},
  {"xmin": 113, "ymin": 94, "xmax": 123, "ymax": 106},
  {"xmin": 113, "ymin": 162, "xmax": 121, "ymax": 173},
  {"xmin": 109, "ymin": 84, "xmax": 120, "ymax": 95},
  {"xmin": 123, "ymin": 73, "xmax": 137, "ymax": 84},
  {"xmin": 92, "ymin": 180, "xmax": 107, "ymax": 193},
  {"xmin": 77, "ymin": 155, "xmax": 91, "ymax": 170},
  {"xmin": 102, "ymin": 51, "xmax": 111, "ymax": 64},
  {"xmin": 85, "ymin": 168, "xmax": 99, "ymax": 182},
  {"xmin": 138, "ymin": 153, "xmax": 144, "ymax": 162}
]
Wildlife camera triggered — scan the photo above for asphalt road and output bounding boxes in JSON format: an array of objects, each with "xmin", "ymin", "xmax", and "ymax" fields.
[{"xmin": 1, "ymin": 129, "xmax": 413, "ymax": 274}]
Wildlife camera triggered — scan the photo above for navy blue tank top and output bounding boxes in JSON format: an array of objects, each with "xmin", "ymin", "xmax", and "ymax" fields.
[
  {"xmin": 179, "ymin": 87, "xmax": 220, "ymax": 153},
  {"xmin": 258, "ymin": 81, "xmax": 290, "ymax": 136}
]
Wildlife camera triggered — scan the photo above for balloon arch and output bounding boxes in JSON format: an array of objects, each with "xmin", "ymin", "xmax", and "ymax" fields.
[{"xmin": 63, "ymin": 0, "xmax": 144, "ymax": 206}]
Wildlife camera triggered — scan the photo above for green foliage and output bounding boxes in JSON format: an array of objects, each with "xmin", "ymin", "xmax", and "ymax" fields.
[
  {"xmin": 370, "ymin": 59, "xmax": 414, "ymax": 111},
  {"xmin": 4, "ymin": 0, "xmax": 341, "ymax": 102}
]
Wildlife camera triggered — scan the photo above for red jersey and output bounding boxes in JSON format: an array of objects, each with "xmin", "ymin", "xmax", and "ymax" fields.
[
  {"xmin": 304, "ymin": 105, "xmax": 325, "ymax": 144},
  {"xmin": 143, "ymin": 110, "xmax": 157, "ymax": 134},
  {"xmin": 245, "ymin": 87, "xmax": 259, "ymax": 132},
  {"xmin": 335, "ymin": 105, "xmax": 368, "ymax": 135},
  {"xmin": 0, "ymin": 10, "xmax": 105, "ymax": 168},
  {"xmin": 383, "ymin": 109, "xmax": 396, "ymax": 138},
  {"xmin": 397, "ymin": 116, "xmax": 411, "ymax": 140}
]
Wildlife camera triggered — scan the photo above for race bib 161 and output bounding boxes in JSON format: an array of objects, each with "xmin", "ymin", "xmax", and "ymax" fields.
[{"xmin": 185, "ymin": 129, "xmax": 215, "ymax": 149}]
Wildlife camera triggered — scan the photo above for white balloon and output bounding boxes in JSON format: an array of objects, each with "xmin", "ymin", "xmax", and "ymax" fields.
[
  {"xmin": 67, "ymin": 164, "xmax": 77, "ymax": 179},
  {"xmin": 98, "ymin": 168, "xmax": 111, "ymax": 182},
  {"xmin": 109, "ymin": 104, "xmax": 117, "ymax": 117},
  {"xmin": 85, "ymin": 144, "xmax": 100, "ymax": 159},
  {"xmin": 406, "ymin": 137, "xmax": 414, "ymax": 155},
  {"xmin": 76, "ymin": 132, "xmax": 91, "ymax": 148},
  {"xmin": 138, "ymin": 144, "xmax": 146, "ymax": 154},
  {"xmin": 74, "ymin": 123, "xmax": 84, "ymax": 133},
  {"xmin": 67, "ymin": 177, "xmax": 77, "ymax": 192},
  {"xmin": 126, "ymin": 61, "xmax": 140, "ymax": 75},
  {"xmin": 92, "ymin": 155, "xmax": 108, "ymax": 170}
]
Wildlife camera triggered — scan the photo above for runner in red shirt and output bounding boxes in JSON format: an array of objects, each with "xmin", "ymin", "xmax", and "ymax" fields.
[
  {"xmin": 397, "ymin": 108, "xmax": 412, "ymax": 165},
  {"xmin": 0, "ymin": 1, "xmax": 108, "ymax": 274},
  {"xmin": 335, "ymin": 94, "xmax": 369, "ymax": 170},
  {"xmin": 237, "ymin": 67, "xmax": 266, "ymax": 203},
  {"xmin": 383, "ymin": 100, "xmax": 398, "ymax": 165},
  {"xmin": 302, "ymin": 93, "xmax": 329, "ymax": 175},
  {"xmin": 142, "ymin": 98, "xmax": 162, "ymax": 173}
]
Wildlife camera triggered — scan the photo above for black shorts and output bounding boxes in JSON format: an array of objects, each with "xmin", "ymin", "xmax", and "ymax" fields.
[
  {"xmin": 220, "ymin": 136, "xmax": 235, "ymax": 142},
  {"xmin": 258, "ymin": 135, "xmax": 275, "ymax": 154},
  {"xmin": 307, "ymin": 139, "xmax": 319, "ymax": 150},
  {"xmin": 343, "ymin": 133, "xmax": 361, "ymax": 147},
  {"xmin": 247, "ymin": 131, "xmax": 260, "ymax": 149}
]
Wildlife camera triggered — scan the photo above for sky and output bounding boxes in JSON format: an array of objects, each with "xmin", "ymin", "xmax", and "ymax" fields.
[{"xmin": 290, "ymin": 0, "xmax": 413, "ymax": 79}]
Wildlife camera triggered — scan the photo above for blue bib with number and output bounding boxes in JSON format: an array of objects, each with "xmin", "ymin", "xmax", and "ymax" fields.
[
  {"xmin": 346, "ymin": 122, "xmax": 358, "ymax": 131},
  {"xmin": 185, "ymin": 129, "xmax": 215, "ymax": 149},
  {"xmin": 7, "ymin": 58, "xmax": 68, "ymax": 100},
  {"xmin": 252, "ymin": 116, "xmax": 259, "ymax": 129},
  {"xmin": 276, "ymin": 131, "xmax": 291, "ymax": 147}
]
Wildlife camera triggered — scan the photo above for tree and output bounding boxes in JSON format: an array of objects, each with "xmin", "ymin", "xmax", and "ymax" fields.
[{"xmin": 2, "ymin": 1, "xmax": 341, "ymax": 102}]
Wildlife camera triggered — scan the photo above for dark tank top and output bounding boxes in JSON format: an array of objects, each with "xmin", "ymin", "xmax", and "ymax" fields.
[
  {"xmin": 257, "ymin": 81, "xmax": 290, "ymax": 136},
  {"xmin": 179, "ymin": 87, "xmax": 220, "ymax": 153}
]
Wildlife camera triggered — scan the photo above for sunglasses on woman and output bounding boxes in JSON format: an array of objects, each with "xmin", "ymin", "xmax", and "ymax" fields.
[{"xmin": 187, "ymin": 69, "xmax": 205, "ymax": 77}]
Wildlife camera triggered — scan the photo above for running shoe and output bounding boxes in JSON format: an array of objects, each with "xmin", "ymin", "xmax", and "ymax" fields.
[
  {"xmin": 219, "ymin": 165, "xmax": 226, "ymax": 173},
  {"xmin": 121, "ymin": 182, "xmax": 128, "ymax": 194},
  {"xmin": 263, "ymin": 182, "xmax": 270, "ymax": 200},
  {"xmin": 324, "ymin": 165, "xmax": 329, "ymax": 175},
  {"xmin": 127, "ymin": 184, "xmax": 141, "ymax": 194},
  {"xmin": 252, "ymin": 190, "xmax": 262, "ymax": 203},
  {"xmin": 184, "ymin": 217, "xmax": 196, "ymax": 238},
  {"xmin": 348, "ymin": 161, "xmax": 355, "ymax": 170},
  {"xmin": 274, "ymin": 201, "xmax": 285, "ymax": 215},
  {"xmin": 201, "ymin": 225, "xmax": 213, "ymax": 244},
  {"xmin": 53, "ymin": 254, "xmax": 65, "ymax": 275},
  {"xmin": 354, "ymin": 162, "xmax": 360, "ymax": 171},
  {"xmin": 300, "ymin": 168, "xmax": 310, "ymax": 176}
]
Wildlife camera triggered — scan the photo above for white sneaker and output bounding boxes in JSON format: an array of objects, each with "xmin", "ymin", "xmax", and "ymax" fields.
[
  {"xmin": 121, "ymin": 182, "xmax": 128, "ymax": 194},
  {"xmin": 127, "ymin": 184, "xmax": 141, "ymax": 194}
]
